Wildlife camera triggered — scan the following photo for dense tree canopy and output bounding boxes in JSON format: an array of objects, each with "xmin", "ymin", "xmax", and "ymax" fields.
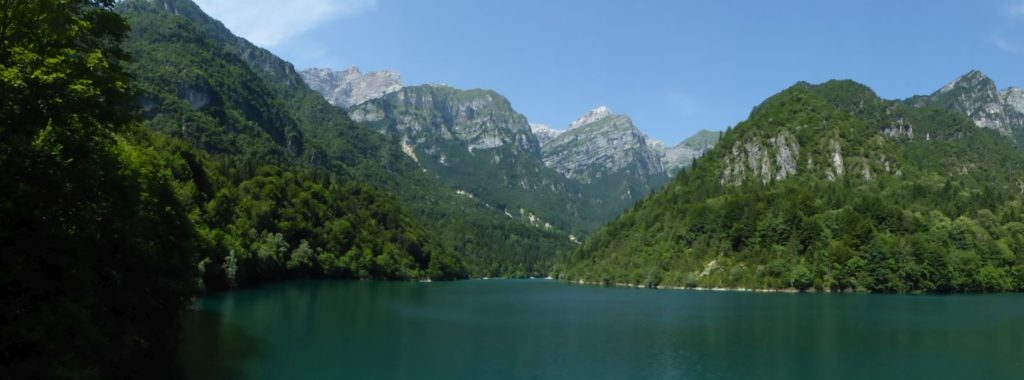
[
  {"xmin": 0, "ymin": 1, "xmax": 467, "ymax": 377},
  {"xmin": 116, "ymin": 0, "xmax": 571, "ymax": 280},
  {"xmin": 563, "ymin": 81, "xmax": 1024, "ymax": 293},
  {"xmin": 0, "ymin": 0, "xmax": 197, "ymax": 377},
  {"xmin": 9, "ymin": 1, "xmax": 1024, "ymax": 378}
]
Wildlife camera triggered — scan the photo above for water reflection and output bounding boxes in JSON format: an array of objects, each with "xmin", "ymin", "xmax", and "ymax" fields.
[
  {"xmin": 180, "ymin": 280, "xmax": 1024, "ymax": 380},
  {"xmin": 179, "ymin": 310, "xmax": 263, "ymax": 380}
]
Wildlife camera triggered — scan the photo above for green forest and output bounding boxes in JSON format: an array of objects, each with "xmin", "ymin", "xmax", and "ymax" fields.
[
  {"xmin": 563, "ymin": 81, "xmax": 1024, "ymax": 293},
  {"xmin": 117, "ymin": 0, "xmax": 570, "ymax": 282},
  {"xmin": 0, "ymin": 0, "xmax": 559, "ymax": 377},
  {"xmin": 6, "ymin": 0, "xmax": 1024, "ymax": 378}
]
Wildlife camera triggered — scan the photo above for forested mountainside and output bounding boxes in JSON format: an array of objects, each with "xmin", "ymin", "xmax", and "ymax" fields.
[
  {"xmin": 563, "ymin": 80, "xmax": 1024, "ymax": 293},
  {"xmin": 8, "ymin": 0, "xmax": 1021, "ymax": 377},
  {"xmin": 118, "ymin": 0, "xmax": 573, "ymax": 281},
  {"xmin": 349, "ymin": 84, "xmax": 598, "ymax": 233},
  {"xmin": 908, "ymin": 70, "xmax": 1024, "ymax": 145},
  {"xmin": 0, "ymin": 0, "xmax": 564, "ymax": 376},
  {"xmin": 307, "ymin": 70, "xmax": 719, "ymax": 234}
]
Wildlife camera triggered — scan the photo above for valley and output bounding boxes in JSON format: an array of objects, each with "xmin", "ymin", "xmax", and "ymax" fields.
[{"xmin": 3, "ymin": 0, "xmax": 1024, "ymax": 378}]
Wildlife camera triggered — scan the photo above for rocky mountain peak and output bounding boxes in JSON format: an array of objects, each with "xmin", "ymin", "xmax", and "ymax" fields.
[
  {"xmin": 920, "ymin": 70, "xmax": 1023, "ymax": 136},
  {"xmin": 299, "ymin": 66, "xmax": 402, "ymax": 108},
  {"xmin": 1003, "ymin": 87, "xmax": 1024, "ymax": 114},
  {"xmin": 543, "ymin": 108, "xmax": 664, "ymax": 185},
  {"xmin": 341, "ymin": 65, "xmax": 361, "ymax": 76},
  {"xmin": 568, "ymin": 106, "xmax": 613, "ymax": 130},
  {"xmin": 349, "ymin": 85, "xmax": 541, "ymax": 157},
  {"xmin": 530, "ymin": 123, "xmax": 564, "ymax": 146},
  {"xmin": 651, "ymin": 130, "xmax": 721, "ymax": 175},
  {"xmin": 938, "ymin": 70, "xmax": 998, "ymax": 98}
]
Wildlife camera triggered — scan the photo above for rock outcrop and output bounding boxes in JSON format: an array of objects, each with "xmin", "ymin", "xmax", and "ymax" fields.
[
  {"xmin": 347, "ymin": 84, "xmax": 609, "ymax": 232},
  {"xmin": 300, "ymin": 66, "xmax": 402, "ymax": 108},
  {"xmin": 350, "ymin": 84, "xmax": 541, "ymax": 156},
  {"xmin": 719, "ymin": 132, "xmax": 800, "ymax": 186},
  {"xmin": 651, "ymin": 130, "xmax": 720, "ymax": 175},
  {"xmin": 530, "ymin": 123, "xmax": 563, "ymax": 146},
  {"xmin": 1003, "ymin": 87, "xmax": 1024, "ymax": 114},
  {"xmin": 568, "ymin": 106, "xmax": 613, "ymax": 130},
  {"xmin": 542, "ymin": 106, "xmax": 665, "ymax": 185},
  {"xmin": 910, "ymin": 70, "xmax": 1024, "ymax": 138}
]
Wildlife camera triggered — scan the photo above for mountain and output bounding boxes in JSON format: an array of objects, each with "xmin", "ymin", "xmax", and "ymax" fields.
[
  {"xmin": 530, "ymin": 123, "xmax": 564, "ymax": 145},
  {"xmin": 542, "ymin": 106, "xmax": 669, "ymax": 202},
  {"xmin": 539, "ymin": 106, "xmax": 718, "ymax": 181},
  {"xmin": 679, "ymin": 129, "xmax": 722, "ymax": 150},
  {"xmin": 568, "ymin": 106, "xmax": 614, "ymax": 130},
  {"xmin": 651, "ymin": 129, "xmax": 721, "ymax": 175},
  {"xmin": 1006, "ymin": 87, "xmax": 1024, "ymax": 113},
  {"xmin": 298, "ymin": 60, "xmax": 728, "ymax": 233},
  {"xmin": 317, "ymin": 79, "xmax": 691, "ymax": 233},
  {"xmin": 543, "ymin": 106, "xmax": 666, "ymax": 183},
  {"xmin": 563, "ymin": 80, "xmax": 1024, "ymax": 293},
  {"xmin": 299, "ymin": 66, "xmax": 402, "ymax": 108},
  {"xmin": 117, "ymin": 0, "xmax": 572, "ymax": 280},
  {"xmin": 909, "ymin": 70, "xmax": 1024, "ymax": 143},
  {"xmin": 349, "ymin": 84, "xmax": 594, "ymax": 233},
  {"xmin": 351, "ymin": 85, "xmax": 541, "ymax": 157}
]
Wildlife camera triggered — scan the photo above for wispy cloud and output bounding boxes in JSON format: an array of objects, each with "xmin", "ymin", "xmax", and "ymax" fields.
[
  {"xmin": 989, "ymin": 2, "xmax": 1024, "ymax": 53},
  {"xmin": 194, "ymin": 0, "xmax": 377, "ymax": 47},
  {"xmin": 1009, "ymin": 1, "xmax": 1024, "ymax": 18},
  {"xmin": 990, "ymin": 33, "xmax": 1019, "ymax": 52}
]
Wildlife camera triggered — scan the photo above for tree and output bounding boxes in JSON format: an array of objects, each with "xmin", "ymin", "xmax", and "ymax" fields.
[
  {"xmin": 789, "ymin": 263, "xmax": 814, "ymax": 291},
  {"xmin": 0, "ymin": 1, "xmax": 196, "ymax": 377}
]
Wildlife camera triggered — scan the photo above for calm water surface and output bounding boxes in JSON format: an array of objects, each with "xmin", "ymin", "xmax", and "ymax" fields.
[{"xmin": 180, "ymin": 279, "xmax": 1024, "ymax": 379}]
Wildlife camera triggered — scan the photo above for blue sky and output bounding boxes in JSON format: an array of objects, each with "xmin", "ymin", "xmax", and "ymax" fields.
[{"xmin": 195, "ymin": 0, "xmax": 1024, "ymax": 145}]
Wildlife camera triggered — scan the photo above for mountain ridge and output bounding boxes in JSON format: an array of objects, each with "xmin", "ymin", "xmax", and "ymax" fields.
[
  {"xmin": 300, "ymin": 66, "xmax": 402, "ymax": 108},
  {"xmin": 542, "ymin": 107, "xmax": 667, "ymax": 184},
  {"xmin": 563, "ymin": 78, "xmax": 1024, "ymax": 293},
  {"xmin": 909, "ymin": 70, "xmax": 1024, "ymax": 143},
  {"xmin": 119, "ymin": 0, "xmax": 573, "ymax": 278},
  {"xmin": 309, "ymin": 73, "xmax": 720, "ymax": 233}
]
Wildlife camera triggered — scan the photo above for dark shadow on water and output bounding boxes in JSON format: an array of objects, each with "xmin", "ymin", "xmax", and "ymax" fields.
[{"xmin": 175, "ymin": 309, "xmax": 263, "ymax": 380}]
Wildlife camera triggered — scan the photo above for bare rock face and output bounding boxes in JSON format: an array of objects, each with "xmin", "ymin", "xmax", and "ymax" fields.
[
  {"xmin": 882, "ymin": 117, "xmax": 914, "ymax": 139},
  {"xmin": 825, "ymin": 139, "xmax": 844, "ymax": 181},
  {"xmin": 913, "ymin": 70, "xmax": 1024, "ymax": 137},
  {"xmin": 347, "ymin": 84, "xmax": 602, "ymax": 232},
  {"xmin": 542, "ymin": 106, "xmax": 664, "ymax": 184},
  {"xmin": 530, "ymin": 123, "xmax": 563, "ymax": 146},
  {"xmin": 1004, "ymin": 87, "xmax": 1024, "ymax": 114},
  {"xmin": 350, "ymin": 84, "xmax": 541, "ymax": 156},
  {"xmin": 719, "ymin": 132, "xmax": 800, "ymax": 186},
  {"xmin": 300, "ymin": 66, "xmax": 402, "ymax": 108},
  {"xmin": 650, "ymin": 130, "xmax": 721, "ymax": 175},
  {"xmin": 650, "ymin": 140, "xmax": 697, "ymax": 174},
  {"xmin": 568, "ymin": 106, "xmax": 613, "ymax": 130}
]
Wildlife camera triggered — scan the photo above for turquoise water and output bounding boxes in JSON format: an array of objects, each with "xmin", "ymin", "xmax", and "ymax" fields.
[{"xmin": 181, "ymin": 279, "xmax": 1024, "ymax": 379}]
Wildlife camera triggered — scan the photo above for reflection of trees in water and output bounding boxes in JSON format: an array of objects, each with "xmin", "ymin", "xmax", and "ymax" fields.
[{"xmin": 178, "ymin": 310, "xmax": 263, "ymax": 380}]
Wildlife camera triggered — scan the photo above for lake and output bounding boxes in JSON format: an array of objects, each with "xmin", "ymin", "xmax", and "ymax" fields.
[{"xmin": 180, "ymin": 279, "xmax": 1024, "ymax": 379}]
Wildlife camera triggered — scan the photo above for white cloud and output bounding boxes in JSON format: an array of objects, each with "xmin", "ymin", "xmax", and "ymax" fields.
[
  {"xmin": 1009, "ymin": 1, "xmax": 1024, "ymax": 18},
  {"xmin": 991, "ymin": 34, "xmax": 1019, "ymax": 53},
  {"xmin": 194, "ymin": 0, "xmax": 377, "ymax": 47}
]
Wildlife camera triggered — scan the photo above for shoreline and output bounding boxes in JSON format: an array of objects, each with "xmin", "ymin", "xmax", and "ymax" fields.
[
  {"xmin": 566, "ymin": 279, "xmax": 804, "ymax": 293},
  {"xmin": 468, "ymin": 277, "xmax": 804, "ymax": 293}
]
